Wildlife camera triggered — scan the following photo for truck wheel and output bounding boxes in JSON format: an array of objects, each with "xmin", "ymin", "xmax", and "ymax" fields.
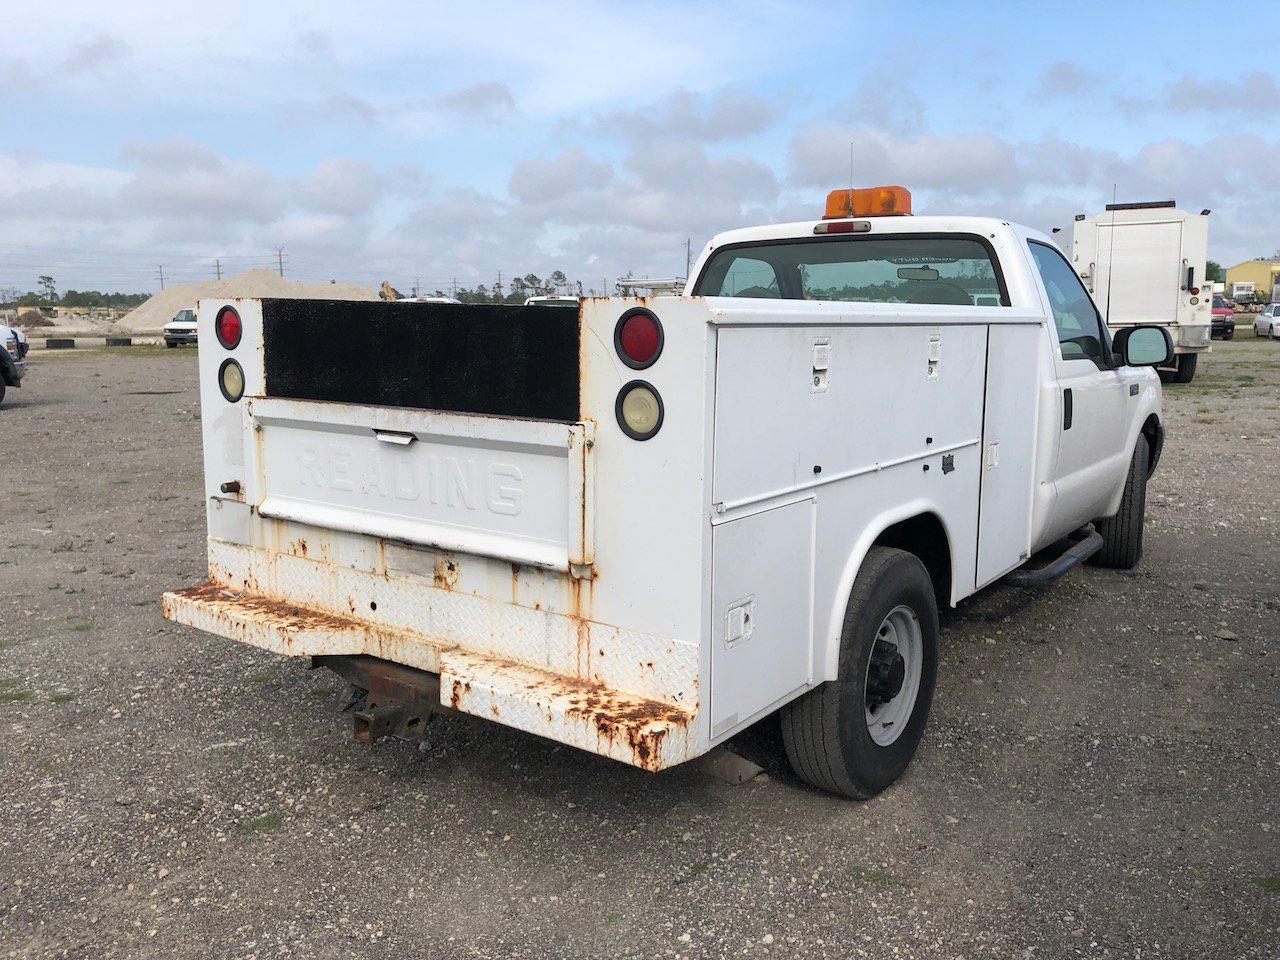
[
  {"xmin": 781, "ymin": 547, "xmax": 938, "ymax": 799},
  {"xmin": 0, "ymin": 379, "xmax": 5, "ymax": 407},
  {"xmin": 1171, "ymin": 353, "xmax": 1197, "ymax": 383},
  {"xmin": 1090, "ymin": 437, "xmax": 1149, "ymax": 570}
]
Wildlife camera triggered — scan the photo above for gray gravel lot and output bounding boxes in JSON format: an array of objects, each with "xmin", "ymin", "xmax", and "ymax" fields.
[{"xmin": 2, "ymin": 341, "xmax": 1278, "ymax": 959}]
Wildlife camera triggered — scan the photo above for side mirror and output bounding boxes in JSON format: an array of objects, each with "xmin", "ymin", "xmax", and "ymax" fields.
[{"xmin": 1113, "ymin": 325, "xmax": 1173, "ymax": 367}]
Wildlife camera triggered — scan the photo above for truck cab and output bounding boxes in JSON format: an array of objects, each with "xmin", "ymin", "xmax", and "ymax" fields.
[{"xmin": 163, "ymin": 185, "xmax": 1171, "ymax": 798}]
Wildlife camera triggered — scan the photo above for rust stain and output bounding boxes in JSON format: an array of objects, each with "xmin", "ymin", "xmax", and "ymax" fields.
[
  {"xmin": 449, "ymin": 655, "xmax": 691, "ymax": 773},
  {"xmin": 165, "ymin": 582, "xmax": 362, "ymax": 633},
  {"xmin": 432, "ymin": 556, "xmax": 459, "ymax": 590},
  {"xmin": 448, "ymin": 678, "xmax": 471, "ymax": 711}
]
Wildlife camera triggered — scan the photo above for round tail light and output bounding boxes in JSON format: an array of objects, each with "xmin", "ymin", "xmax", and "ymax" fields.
[
  {"xmin": 614, "ymin": 308, "xmax": 663, "ymax": 369},
  {"xmin": 215, "ymin": 305, "xmax": 242, "ymax": 349},
  {"xmin": 218, "ymin": 358, "xmax": 245, "ymax": 402},
  {"xmin": 615, "ymin": 380, "xmax": 663, "ymax": 440}
]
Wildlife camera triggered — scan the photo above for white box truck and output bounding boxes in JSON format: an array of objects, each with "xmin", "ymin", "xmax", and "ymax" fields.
[
  {"xmin": 1071, "ymin": 201, "xmax": 1211, "ymax": 383},
  {"xmin": 164, "ymin": 185, "xmax": 1173, "ymax": 799}
]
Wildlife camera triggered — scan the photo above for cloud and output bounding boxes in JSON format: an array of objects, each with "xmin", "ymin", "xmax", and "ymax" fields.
[
  {"xmin": 433, "ymin": 81, "xmax": 518, "ymax": 120},
  {"xmin": 1162, "ymin": 72, "xmax": 1280, "ymax": 114},
  {"xmin": 790, "ymin": 126, "xmax": 1018, "ymax": 197},
  {"xmin": 574, "ymin": 87, "xmax": 776, "ymax": 143},
  {"xmin": 1036, "ymin": 61, "xmax": 1095, "ymax": 98},
  {"xmin": 837, "ymin": 64, "xmax": 926, "ymax": 137},
  {"xmin": 1117, "ymin": 72, "xmax": 1280, "ymax": 118},
  {"xmin": 509, "ymin": 147, "xmax": 614, "ymax": 204},
  {"xmin": 278, "ymin": 93, "xmax": 381, "ymax": 127}
]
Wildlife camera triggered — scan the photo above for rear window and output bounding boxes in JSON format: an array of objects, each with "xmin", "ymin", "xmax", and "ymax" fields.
[{"xmin": 694, "ymin": 235, "xmax": 1008, "ymax": 306}]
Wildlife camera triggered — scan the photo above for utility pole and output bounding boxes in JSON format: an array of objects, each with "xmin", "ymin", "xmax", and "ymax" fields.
[
  {"xmin": 275, "ymin": 247, "xmax": 285, "ymax": 277},
  {"xmin": 451, "ymin": 278, "xmax": 458, "ymax": 298},
  {"xmin": 215, "ymin": 258, "xmax": 222, "ymax": 281},
  {"xmin": 156, "ymin": 265, "xmax": 165, "ymax": 290},
  {"xmin": 685, "ymin": 238, "xmax": 692, "ymax": 279}
]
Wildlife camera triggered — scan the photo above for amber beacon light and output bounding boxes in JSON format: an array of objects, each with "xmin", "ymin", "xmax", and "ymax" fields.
[{"xmin": 823, "ymin": 185, "xmax": 913, "ymax": 219}]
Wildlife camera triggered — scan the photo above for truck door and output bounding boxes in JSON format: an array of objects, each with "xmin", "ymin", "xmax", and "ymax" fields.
[{"xmin": 1026, "ymin": 241, "xmax": 1131, "ymax": 531}]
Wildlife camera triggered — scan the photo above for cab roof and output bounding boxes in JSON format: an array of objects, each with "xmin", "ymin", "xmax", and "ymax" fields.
[{"xmin": 704, "ymin": 214, "xmax": 1020, "ymax": 252}]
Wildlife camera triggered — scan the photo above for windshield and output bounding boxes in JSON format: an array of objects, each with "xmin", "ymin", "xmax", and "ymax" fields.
[
  {"xmin": 172, "ymin": 309, "xmax": 195, "ymax": 323},
  {"xmin": 1212, "ymin": 297, "xmax": 1226, "ymax": 309},
  {"xmin": 693, "ymin": 235, "xmax": 1006, "ymax": 305}
]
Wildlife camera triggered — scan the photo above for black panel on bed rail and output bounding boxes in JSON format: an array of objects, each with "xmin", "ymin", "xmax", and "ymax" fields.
[{"xmin": 260, "ymin": 299, "xmax": 580, "ymax": 422}]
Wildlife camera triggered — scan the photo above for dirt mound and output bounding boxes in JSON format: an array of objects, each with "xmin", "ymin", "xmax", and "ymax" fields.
[
  {"xmin": 15, "ymin": 308, "xmax": 54, "ymax": 328},
  {"xmin": 119, "ymin": 269, "xmax": 378, "ymax": 333}
]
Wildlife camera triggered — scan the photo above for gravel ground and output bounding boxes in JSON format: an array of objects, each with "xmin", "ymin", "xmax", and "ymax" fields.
[{"xmin": 1, "ymin": 340, "xmax": 1277, "ymax": 959}]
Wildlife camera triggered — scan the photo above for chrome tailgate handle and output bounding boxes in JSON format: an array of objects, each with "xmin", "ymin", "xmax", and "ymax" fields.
[{"xmin": 373, "ymin": 429, "xmax": 417, "ymax": 446}]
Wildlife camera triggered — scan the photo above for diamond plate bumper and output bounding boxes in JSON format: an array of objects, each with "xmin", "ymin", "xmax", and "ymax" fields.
[{"xmin": 162, "ymin": 580, "xmax": 697, "ymax": 772}]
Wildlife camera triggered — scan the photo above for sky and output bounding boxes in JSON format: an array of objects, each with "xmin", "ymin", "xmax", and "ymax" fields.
[{"xmin": 3, "ymin": 0, "xmax": 1279, "ymax": 296}]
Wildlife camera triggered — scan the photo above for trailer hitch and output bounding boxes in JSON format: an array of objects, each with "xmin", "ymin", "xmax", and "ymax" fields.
[{"xmin": 316, "ymin": 654, "xmax": 454, "ymax": 744}]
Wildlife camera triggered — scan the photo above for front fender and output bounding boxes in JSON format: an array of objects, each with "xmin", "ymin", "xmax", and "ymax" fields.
[{"xmin": 1100, "ymin": 372, "xmax": 1163, "ymax": 517}]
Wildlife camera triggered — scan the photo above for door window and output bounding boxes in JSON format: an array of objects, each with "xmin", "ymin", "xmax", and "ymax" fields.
[{"xmin": 1029, "ymin": 241, "xmax": 1108, "ymax": 362}]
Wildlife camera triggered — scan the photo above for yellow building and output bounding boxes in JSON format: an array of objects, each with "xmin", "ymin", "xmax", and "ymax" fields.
[{"xmin": 1225, "ymin": 258, "xmax": 1280, "ymax": 301}]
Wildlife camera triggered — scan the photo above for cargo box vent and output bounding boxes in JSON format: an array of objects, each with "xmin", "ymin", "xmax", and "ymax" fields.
[{"xmin": 261, "ymin": 299, "xmax": 580, "ymax": 421}]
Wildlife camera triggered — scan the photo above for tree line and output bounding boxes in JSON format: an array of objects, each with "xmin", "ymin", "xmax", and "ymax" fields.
[
  {"xmin": 426, "ymin": 271, "xmax": 585, "ymax": 304},
  {"xmin": 1, "ymin": 277, "xmax": 149, "ymax": 310}
]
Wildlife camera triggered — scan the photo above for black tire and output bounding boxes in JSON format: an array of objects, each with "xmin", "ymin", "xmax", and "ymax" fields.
[
  {"xmin": 1223, "ymin": 330, "xmax": 1234, "ymax": 341},
  {"xmin": 780, "ymin": 547, "xmax": 939, "ymax": 799},
  {"xmin": 1170, "ymin": 353, "xmax": 1197, "ymax": 384},
  {"xmin": 0, "ymin": 379, "xmax": 6, "ymax": 407},
  {"xmin": 165, "ymin": 340, "xmax": 177, "ymax": 349},
  {"xmin": 1091, "ymin": 437, "xmax": 1149, "ymax": 570}
]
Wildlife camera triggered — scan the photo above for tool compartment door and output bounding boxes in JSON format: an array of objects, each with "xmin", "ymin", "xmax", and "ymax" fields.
[
  {"xmin": 710, "ymin": 499, "xmax": 816, "ymax": 740},
  {"xmin": 245, "ymin": 396, "xmax": 593, "ymax": 571}
]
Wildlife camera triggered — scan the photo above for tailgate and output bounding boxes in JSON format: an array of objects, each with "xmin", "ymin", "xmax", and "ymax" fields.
[{"xmin": 246, "ymin": 396, "xmax": 594, "ymax": 571}]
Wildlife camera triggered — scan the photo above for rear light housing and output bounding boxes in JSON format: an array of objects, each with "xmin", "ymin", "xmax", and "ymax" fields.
[
  {"xmin": 614, "ymin": 308, "xmax": 663, "ymax": 369},
  {"xmin": 218, "ymin": 358, "xmax": 245, "ymax": 402},
  {"xmin": 615, "ymin": 380, "xmax": 663, "ymax": 441},
  {"xmin": 215, "ymin": 305, "xmax": 242, "ymax": 349}
]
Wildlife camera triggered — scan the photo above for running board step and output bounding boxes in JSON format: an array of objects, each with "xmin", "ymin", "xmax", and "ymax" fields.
[{"xmin": 1003, "ymin": 525, "xmax": 1103, "ymax": 587}]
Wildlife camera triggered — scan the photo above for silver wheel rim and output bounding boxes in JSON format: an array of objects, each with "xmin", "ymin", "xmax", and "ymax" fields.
[{"xmin": 864, "ymin": 604, "xmax": 923, "ymax": 747}]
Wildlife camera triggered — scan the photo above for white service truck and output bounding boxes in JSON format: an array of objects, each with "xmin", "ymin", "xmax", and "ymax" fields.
[
  {"xmin": 1071, "ymin": 200, "xmax": 1211, "ymax": 383},
  {"xmin": 163, "ymin": 185, "xmax": 1173, "ymax": 799}
]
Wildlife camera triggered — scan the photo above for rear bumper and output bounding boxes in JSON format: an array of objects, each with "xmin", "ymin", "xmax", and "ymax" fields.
[{"xmin": 162, "ymin": 544, "xmax": 699, "ymax": 771}]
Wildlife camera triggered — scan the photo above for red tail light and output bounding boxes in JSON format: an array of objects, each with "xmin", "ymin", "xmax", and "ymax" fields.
[
  {"xmin": 215, "ymin": 305, "xmax": 242, "ymax": 349},
  {"xmin": 614, "ymin": 308, "xmax": 663, "ymax": 369}
]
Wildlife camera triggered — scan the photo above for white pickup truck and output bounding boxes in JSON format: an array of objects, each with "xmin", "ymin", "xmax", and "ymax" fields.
[{"xmin": 163, "ymin": 185, "xmax": 1172, "ymax": 799}]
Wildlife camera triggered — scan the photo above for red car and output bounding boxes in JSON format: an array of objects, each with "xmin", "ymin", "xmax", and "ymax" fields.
[{"xmin": 1211, "ymin": 296, "xmax": 1235, "ymax": 340}]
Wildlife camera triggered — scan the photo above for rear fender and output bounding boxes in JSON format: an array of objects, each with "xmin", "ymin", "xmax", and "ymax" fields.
[{"xmin": 819, "ymin": 499, "xmax": 956, "ymax": 682}]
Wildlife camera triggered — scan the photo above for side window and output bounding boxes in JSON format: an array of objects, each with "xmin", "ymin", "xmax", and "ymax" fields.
[
  {"xmin": 715, "ymin": 256, "xmax": 780, "ymax": 298},
  {"xmin": 1028, "ymin": 241, "xmax": 1107, "ymax": 361}
]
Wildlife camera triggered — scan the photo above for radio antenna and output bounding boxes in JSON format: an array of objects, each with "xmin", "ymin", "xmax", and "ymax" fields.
[{"xmin": 1104, "ymin": 183, "xmax": 1118, "ymax": 324}]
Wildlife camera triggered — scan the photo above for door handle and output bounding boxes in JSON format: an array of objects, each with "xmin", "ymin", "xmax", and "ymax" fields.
[
  {"xmin": 373, "ymin": 429, "xmax": 417, "ymax": 446},
  {"xmin": 1063, "ymin": 388, "xmax": 1073, "ymax": 430}
]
